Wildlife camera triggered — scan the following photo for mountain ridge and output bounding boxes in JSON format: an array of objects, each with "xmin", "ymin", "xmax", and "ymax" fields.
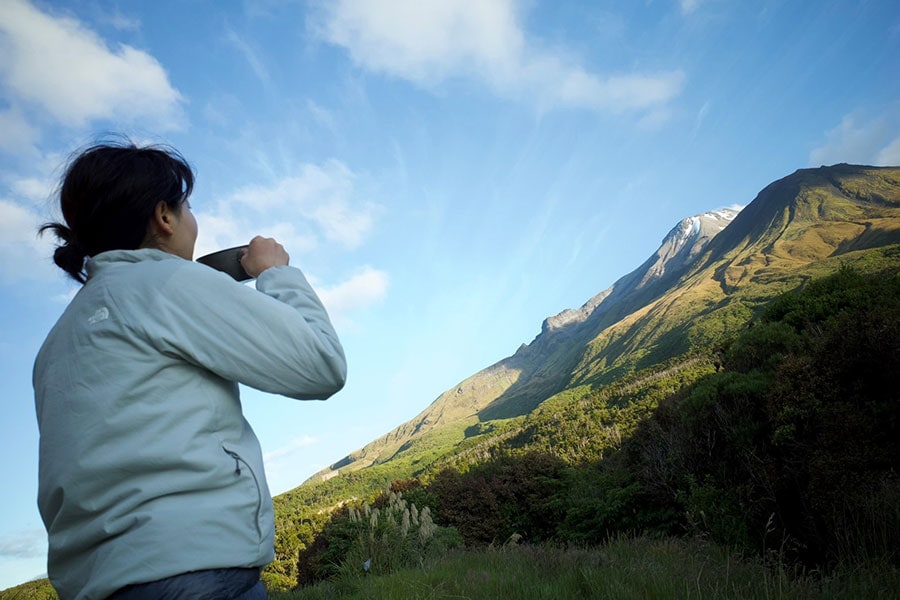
[
  {"xmin": 305, "ymin": 163, "xmax": 900, "ymax": 485},
  {"xmin": 567, "ymin": 164, "xmax": 900, "ymax": 385}
]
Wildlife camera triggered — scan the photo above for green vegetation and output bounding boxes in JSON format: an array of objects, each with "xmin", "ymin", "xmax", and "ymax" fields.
[
  {"xmin": 296, "ymin": 489, "xmax": 462, "ymax": 585},
  {"xmin": 279, "ymin": 264, "xmax": 899, "ymax": 596},
  {"xmin": 301, "ymin": 167, "xmax": 900, "ymax": 488},
  {"xmin": 275, "ymin": 537, "xmax": 900, "ymax": 600},
  {"xmin": 0, "ymin": 578, "xmax": 57, "ymax": 600},
  {"xmin": 267, "ymin": 168, "xmax": 900, "ymax": 589}
]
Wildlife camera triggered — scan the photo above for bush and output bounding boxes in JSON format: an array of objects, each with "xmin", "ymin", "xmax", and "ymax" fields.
[
  {"xmin": 428, "ymin": 452, "xmax": 566, "ymax": 546},
  {"xmin": 626, "ymin": 267, "xmax": 900, "ymax": 566},
  {"xmin": 296, "ymin": 490, "xmax": 461, "ymax": 586}
]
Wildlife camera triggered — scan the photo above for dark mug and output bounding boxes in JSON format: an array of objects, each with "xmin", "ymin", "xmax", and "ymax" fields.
[{"xmin": 196, "ymin": 246, "xmax": 251, "ymax": 281}]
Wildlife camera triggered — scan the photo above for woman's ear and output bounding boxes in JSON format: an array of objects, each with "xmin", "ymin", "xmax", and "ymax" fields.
[{"xmin": 151, "ymin": 201, "xmax": 176, "ymax": 237}]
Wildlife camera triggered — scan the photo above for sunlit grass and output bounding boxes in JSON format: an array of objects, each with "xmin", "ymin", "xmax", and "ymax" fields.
[
  {"xmin": 4, "ymin": 536, "xmax": 896, "ymax": 600},
  {"xmin": 272, "ymin": 536, "xmax": 900, "ymax": 600}
]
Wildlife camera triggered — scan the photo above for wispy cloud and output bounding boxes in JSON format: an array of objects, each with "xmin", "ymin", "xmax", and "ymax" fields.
[
  {"xmin": 0, "ymin": 107, "xmax": 39, "ymax": 154},
  {"xmin": 263, "ymin": 435, "xmax": 319, "ymax": 494},
  {"xmin": 877, "ymin": 136, "xmax": 900, "ymax": 165},
  {"xmin": 313, "ymin": 0, "xmax": 684, "ymax": 114},
  {"xmin": 680, "ymin": 0, "xmax": 703, "ymax": 15},
  {"xmin": 104, "ymin": 11, "xmax": 141, "ymax": 32},
  {"xmin": 225, "ymin": 28, "xmax": 273, "ymax": 89},
  {"xmin": 809, "ymin": 114, "xmax": 900, "ymax": 167},
  {"xmin": 0, "ymin": 197, "xmax": 56, "ymax": 282},
  {"xmin": 689, "ymin": 101, "xmax": 711, "ymax": 140},
  {"xmin": 0, "ymin": 529, "xmax": 46, "ymax": 559},
  {"xmin": 306, "ymin": 100, "xmax": 339, "ymax": 136},
  {"xmin": 194, "ymin": 211, "xmax": 317, "ymax": 261},
  {"xmin": 196, "ymin": 160, "xmax": 380, "ymax": 256},
  {"xmin": 317, "ymin": 266, "xmax": 389, "ymax": 327},
  {"xmin": 193, "ymin": 160, "xmax": 387, "ymax": 326},
  {"xmin": 263, "ymin": 434, "xmax": 318, "ymax": 462},
  {"xmin": 11, "ymin": 175, "xmax": 56, "ymax": 205},
  {"xmin": 636, "ymin": 107, "xmax": 673, "ymax": 131},
  {"xmin": 0, "ymin": 0, "xmax": 184, "ymax": 134}
]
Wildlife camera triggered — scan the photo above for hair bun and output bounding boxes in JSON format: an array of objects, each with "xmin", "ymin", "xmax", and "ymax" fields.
[{"xmin": 41, "ymin": 223, "xmax": 88, "ymax": 283}]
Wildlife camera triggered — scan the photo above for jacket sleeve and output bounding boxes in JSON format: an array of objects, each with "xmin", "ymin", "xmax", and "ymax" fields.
[{"xmin": 142, "ymin": 261, "xmax": 347, "ymax": 400}]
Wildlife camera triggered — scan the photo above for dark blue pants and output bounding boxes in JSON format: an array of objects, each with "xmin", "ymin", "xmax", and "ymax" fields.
[{"xmin": 107, "ymin": 567, "xmax": 266, "ymax": 600}]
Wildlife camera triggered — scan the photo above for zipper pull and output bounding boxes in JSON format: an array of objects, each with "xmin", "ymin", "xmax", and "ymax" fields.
[{"xmin": 224, "ymin": 449, "xmax": 242, "ymax": 475}]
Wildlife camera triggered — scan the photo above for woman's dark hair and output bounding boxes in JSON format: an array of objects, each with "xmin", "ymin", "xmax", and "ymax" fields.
[{"xmin": 40, "ymin": 141, "xmax": 195, "ymax": 283}]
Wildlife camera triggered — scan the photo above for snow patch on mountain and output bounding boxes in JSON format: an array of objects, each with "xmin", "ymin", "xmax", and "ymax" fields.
[{"xmin": 541, "ymin": 206, "xmax": 742, "ymax": 333}]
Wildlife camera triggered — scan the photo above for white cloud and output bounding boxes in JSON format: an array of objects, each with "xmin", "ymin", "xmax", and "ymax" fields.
[
  {"xmin": 198, "ymin": 160, "xmax": 379, "ymax": 255},
  {"xmin": 11, "ymin": 175, "xmax": 56, "ymax": 205},
  {"xmin": 193, "ymin": 211, "xmax": 318, "ymax": 261},
  {"xmin": 225, "ymin": 28, "xmax": 272, "ymax": 88},
  {"xmin": 810, "ymin": 115, "xmax": 899, "ymax": 166},
  {"xmin": 680, "ymin": 0, "xmax": 702, "ymax": 15},
  {"xmin": 689, "ymin": 100, "xmax": 711, "ymax": 140},
  {"xmin": 0, "ymin": 529, "xmax": 46, "ymax": 559},
  {"xmin": 0, "ymin": 107, "xmax": 38, "ymax": 154},
  {"xmin": 262, "ymin": 435, "xmax": 319, "ymax": 495},
  {"xmin": 318, "ymin": 0, "xmax": 523, "ymax": 83},
  {"xmin": 306, "ymin": 100, "xmax": 339, "ymax": 135},
  {"xmin": 105, "ymin": 12, "xmax": 141, "ymax": 32},
  {"xmin": 229, "ymin": 161, "xmax": 355, "ymax": 212},
  {"xmin": 55, "ymin": 287, "xmax": 79, "ymax": 304},
  {"xmin": 263, "ymin": 435, "xmax": 318, "ymax": 463},
  {"xmin": 636, "ymin": 107, "xmax": 673, "ymax": 131},
  {"xmin": 191, "ymin": 161, "xmax": 387, "ymax": 325},
  {"xmin": 314, "ymin": 0, "xmax": 683, "ymax": 113},
  {"xmin": 877, "ymin": 136, "xmax": 900, "ymax": 166},
  {"xmin": 3, "ymin": 150, "xmax": 67, "ymax": 202},
  {"xmin": 318, "ymin": 266, "xmax": 389, "ymax": 316},
  {"xmin": 0, "ymin": 198, "xmax": 56, "ymax": 282},
  {"xmin": 0, "ymin": 0, "xmax": 183, "ymax": 129}
]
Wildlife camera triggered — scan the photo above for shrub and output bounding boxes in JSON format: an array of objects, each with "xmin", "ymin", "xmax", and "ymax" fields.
[
  {"xmin": 296, "ymin": 490, "xmax": 462, "ymax": 586},
  {"xmin": 627, "ymin": 266, "xmax": 900, "ymax": 566},
  {"xmin": 428, "ymin": 452, "xmax": 566, "ymax": 546}
]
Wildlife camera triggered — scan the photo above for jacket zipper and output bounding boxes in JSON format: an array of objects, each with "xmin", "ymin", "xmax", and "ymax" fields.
[{"xmin": 222, "ymin": 447, "xmax": 264, "ymax": 540}]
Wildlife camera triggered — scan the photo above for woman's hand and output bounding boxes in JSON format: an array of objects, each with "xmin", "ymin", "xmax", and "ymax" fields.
[{"xmin": 240, "ymin": 236, "xmax": 289, "ymax": 278}]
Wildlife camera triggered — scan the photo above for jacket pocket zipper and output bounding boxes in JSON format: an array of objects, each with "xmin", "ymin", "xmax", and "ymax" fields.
[{"xmin": 223, "ymin": 447, "xmax": 264, "ymax": 540}]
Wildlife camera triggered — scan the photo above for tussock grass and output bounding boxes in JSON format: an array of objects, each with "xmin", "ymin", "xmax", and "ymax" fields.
[{"xmin": 273, "ymin": 536, "xmax": 900, "ymax": 600}]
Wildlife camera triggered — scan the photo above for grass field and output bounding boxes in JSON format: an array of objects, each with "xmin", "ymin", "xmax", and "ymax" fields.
[{"xmin": 273, "ymin": 536, "xmax": 900, "ymax": 600}]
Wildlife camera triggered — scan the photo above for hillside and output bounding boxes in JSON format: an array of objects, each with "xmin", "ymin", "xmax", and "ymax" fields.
[
  {"xmin": 306, "ymin": 164, "xmax": 900, "ymax": 484},
  {"xmin": 263, "ymin": 163, "xmax": 900, "ymax": 590},
  {"xmin": 289, "ymin": 262, "xmax": 899, "ymax": 591},
  {"xmin": 567, "ymin": 163, "xmax": 900, "ymax": 386},
  {"xmin": 309, "ymin": 208, "xmax": 742, "ymax": 479}
]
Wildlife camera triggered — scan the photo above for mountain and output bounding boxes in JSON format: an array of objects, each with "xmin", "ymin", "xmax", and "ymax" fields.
[
  {"xmin": 313, "ymin": 207, "xmax": 743, "ymax": 478},
  {"xmin": 306, "ymin": 164, "xmax": 900, "ymax": 484},
  {"xmin": 564, "ymin": 163, "xmax": 900, "ymax": 387}
]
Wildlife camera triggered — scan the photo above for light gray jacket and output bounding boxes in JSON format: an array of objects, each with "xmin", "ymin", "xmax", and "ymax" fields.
[{"xmin": 33, "ymin": 249, "xmax": 346, "ymax": 600}]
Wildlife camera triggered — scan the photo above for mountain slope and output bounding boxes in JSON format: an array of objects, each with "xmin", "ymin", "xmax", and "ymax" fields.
[
  {"xmin": 569, "ymin": 164, "xmax": 900, "ymax": 386},
  {"xmin": 306, "ymin": 164, "xmax": 900, "ymax": 484},
  {"xmin": 311, "ymin": 207, "xmax": 743, "ymax": 479}
]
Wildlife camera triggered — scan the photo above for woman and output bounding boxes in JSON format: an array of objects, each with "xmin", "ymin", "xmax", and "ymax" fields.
[{"xmin": 33, "ymin": 142, "xmax": 347, "ymax": 599}]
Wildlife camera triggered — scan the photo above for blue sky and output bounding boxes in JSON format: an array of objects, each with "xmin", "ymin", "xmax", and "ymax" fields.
[{"xmin": 1, "ymin": 0, "xmax": 898, "ymax": 588}]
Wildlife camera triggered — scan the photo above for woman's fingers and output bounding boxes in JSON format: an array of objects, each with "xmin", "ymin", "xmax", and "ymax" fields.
[{"xmin": 240, "ymin": 236, "xmax": 290, "ymax": 278}]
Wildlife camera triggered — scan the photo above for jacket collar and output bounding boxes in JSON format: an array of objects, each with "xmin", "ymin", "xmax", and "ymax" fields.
[{"xmin": 86, "ymin": 248, "xmax": 182, "ymax": 279}]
